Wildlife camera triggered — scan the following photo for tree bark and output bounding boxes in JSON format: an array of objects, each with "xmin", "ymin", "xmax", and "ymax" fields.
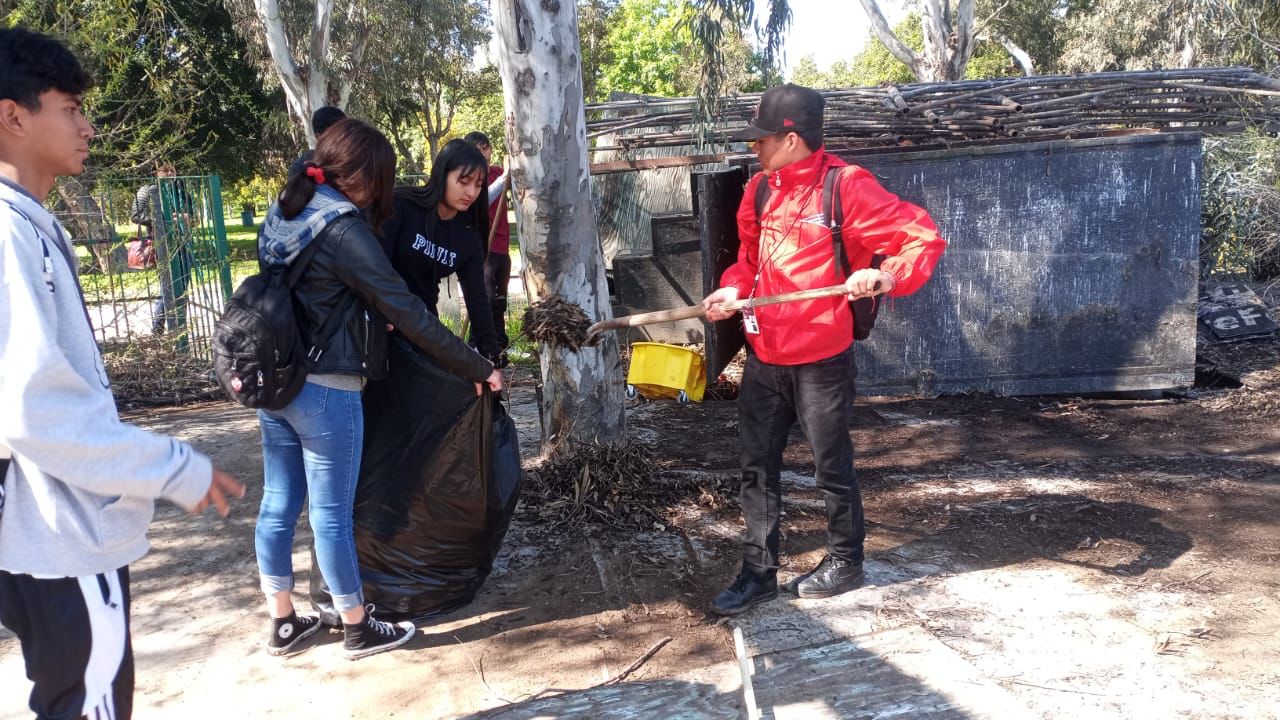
[
  {"xmin": 859, "ymin": 0, "xmax": 979, "ymax": 82},
  {"xmin": 919, "ymin": 0, "xmax": 951, "ymax": 80},
  {"xmin": 253, "ymin": 0, "xmax": 349, "ymax": 144},
  {"xmin": 490, "ymin": 0, "xmax": 626, "ymax": 453},
  {"xmin": 253, "ymin": 0, "xmax": 314, "ymax": 143},
  {"xmin": 992, "ymin": 33, "xmax": 1035, "ymax": 75},
  {"xmin": 857, "ymin": 0, "xmax": 923, "ymax": 78},
  {"xmin": 947, "ymin": 0, "xmax": 977, "ymax": 80}
]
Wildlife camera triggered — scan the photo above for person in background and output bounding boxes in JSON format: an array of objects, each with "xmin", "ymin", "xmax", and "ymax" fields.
[
  {"xmin": 0, "ymin": 27, "xmax": 243, "ymax": 719},
  {"xmin": 129, "ymin": 162, "xmax": 191, "ymax": 334},
  {"xmin": 288, "ymin": 105, "xmax": 347, "ymax": 179},
  {"xmin": 379, "ymin": 138, "xmax": 508, "ymax": 367},
  {"xmin": 702, "ymin": 84, "xmax": 946, "ymax": 616},
  {"xmin": 463, "ymin": 131, "xmax": 512, "ymax": 358},
  {"xmin": 253, "ymin": 119, "xmax": 503, "ymax": 661}
]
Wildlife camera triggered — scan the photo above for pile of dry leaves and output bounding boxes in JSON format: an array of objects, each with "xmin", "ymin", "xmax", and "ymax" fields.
[
  {"xmin": 521, "ymin": 440, "xmax": 735, "ymax": 531},
  {"xmin": 521, "ymin": 297, "xmax": 593, "ymax": 350}
]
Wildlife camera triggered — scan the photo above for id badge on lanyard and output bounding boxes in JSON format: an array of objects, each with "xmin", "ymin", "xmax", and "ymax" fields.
[
  {"xmin": 741, "ymin": 304, "xmax": 760, "ymax": 335},
  {"xmin": 744, "ymin": 270, "xmax": 764, "ymax": 335}
]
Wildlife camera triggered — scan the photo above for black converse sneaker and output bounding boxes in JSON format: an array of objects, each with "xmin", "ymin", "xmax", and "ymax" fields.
[
  {"xmin": 267, "ymin": 612, "xmax": 322, "ymax": 656},
  {"xmin": 343, "ymin": 605, "xmax": 416, "ymax": 661}
]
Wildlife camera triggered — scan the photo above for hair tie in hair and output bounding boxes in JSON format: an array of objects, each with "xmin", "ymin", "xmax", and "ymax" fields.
[{"xmin": 305, "ymin": 165, "xmax": 327, "ymax": 184}]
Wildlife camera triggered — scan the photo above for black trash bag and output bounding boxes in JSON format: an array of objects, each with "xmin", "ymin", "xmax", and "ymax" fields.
[{"xmin": 310, "ymin": 336, "xmax": 521, "ymax": 625}]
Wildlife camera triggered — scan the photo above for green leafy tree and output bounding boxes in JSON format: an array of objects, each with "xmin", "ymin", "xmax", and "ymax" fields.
[
  {"xmin": 600, "ymin": 0, "xmax": 698, "ymax": 97},
  {"xmin": 449, "ymin": 68, "xmax": 508, "ymax": 159},
  {"xmin": 843, "ymin": 15, "xmax": 920, "ymax": 86},
  {"xmin": 595, "ymin": 0, "xmax": 761, "ymax": 99},
  {"xmin": 690, "ymin": 0, "xmax": 790, "ymax": 124},
  {"xmin": 580, "ymin": 0, "xmax": 621, "ymax": 102},
  {"xmin": 788, "ymin": 55, "xmax": 826, "ymax": 88},
  {"xmin": 1059, "ymin": 0, "xmax": 1280, "ymax": 72},
  {"xmin": 3, "ymin": 0, "xmax": 276, "ymax": 180},
  {"xmin": 356, "ymin": 0, "xmax": 492, "ymax": 172}
]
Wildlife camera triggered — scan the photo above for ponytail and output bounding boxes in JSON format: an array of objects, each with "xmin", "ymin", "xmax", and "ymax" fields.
[
  {"xmin": 278, "ymin": 119, "xmax": 395, "ymax": 230},
  {"xmin": 278, "ymin": 161, "xmax": 324, "ymax": 220}
]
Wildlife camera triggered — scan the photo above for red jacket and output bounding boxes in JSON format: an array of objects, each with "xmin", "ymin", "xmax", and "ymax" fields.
[
  {"xmin": 486, "ymin": 165, "xmax": 511, "ymax": 254},
  {"xmin": 722, "ymin": 149, "xmax": 946, "ymax": 366}
]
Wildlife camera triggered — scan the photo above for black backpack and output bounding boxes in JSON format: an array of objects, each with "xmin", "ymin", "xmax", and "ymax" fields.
[
  {"xmin": 754, "ymin": 166, "xmax": 884, "ymax": 340},
  {"xmin": 213, "ymin": 219, "xmax": 355, "ymax": 410}
]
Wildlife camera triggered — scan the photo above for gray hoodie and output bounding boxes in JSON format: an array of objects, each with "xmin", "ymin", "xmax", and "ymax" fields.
[{"xmin": 0, "ymin": 177, "xmax": 212, "ymax": 578}]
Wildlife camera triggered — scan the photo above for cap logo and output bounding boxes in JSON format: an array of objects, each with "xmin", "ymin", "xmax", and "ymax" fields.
[{"xmin": 783, "ymin": 118, "xmax": 795, "ymax": 127}]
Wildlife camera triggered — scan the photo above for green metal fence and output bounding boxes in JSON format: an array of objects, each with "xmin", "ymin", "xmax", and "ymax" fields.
[
  {"xmin": 59, "ymin": 173, "xmax": 530, "ymax": 378},
  {"xmin": 57, "ymin": 175, "xmax": 233, "ymax": 362}
]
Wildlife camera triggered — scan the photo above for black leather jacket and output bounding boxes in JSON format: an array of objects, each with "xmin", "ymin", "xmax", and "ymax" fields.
[{"xmin": 292, "ymin": 216, "xmax": 493, "ymax": 383}]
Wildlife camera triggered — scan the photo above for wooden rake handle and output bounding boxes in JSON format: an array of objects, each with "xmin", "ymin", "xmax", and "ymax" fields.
[{"xmin": 587, "ymin": 283, "xmax": 870, "ymax": 336}]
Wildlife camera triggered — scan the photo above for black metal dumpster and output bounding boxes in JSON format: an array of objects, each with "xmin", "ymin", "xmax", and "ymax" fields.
[{"xmin": 848, "ymin": 132, "xmax": 1200, "ymax": 395}]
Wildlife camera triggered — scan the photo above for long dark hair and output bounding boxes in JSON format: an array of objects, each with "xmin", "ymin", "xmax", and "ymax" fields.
[
  {"xmin": 421, "ymin": 138, "xmax": 490, "ymax": 241},
  {"xmin": 278, "ymin": 118, "xmax": 396, "ymax": 231}
]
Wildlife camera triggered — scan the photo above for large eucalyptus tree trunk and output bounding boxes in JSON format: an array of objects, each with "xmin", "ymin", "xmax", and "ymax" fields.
[{"xmin": 490, "ymin": 0, "xmax": 626, "ymax": 453}]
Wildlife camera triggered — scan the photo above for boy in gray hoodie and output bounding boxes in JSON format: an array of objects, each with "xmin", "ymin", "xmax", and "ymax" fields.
[{"xmin": 0, "ymin": 27, "xmax": 244, "ymax": 720}]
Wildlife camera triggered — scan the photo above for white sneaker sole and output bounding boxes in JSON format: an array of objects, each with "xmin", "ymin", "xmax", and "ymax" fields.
[{"xmin": 343, "ymin": 622, "xmax": 417, "ymax": 661}]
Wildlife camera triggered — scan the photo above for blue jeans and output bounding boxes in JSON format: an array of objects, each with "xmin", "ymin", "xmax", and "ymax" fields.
[{"xmin": 255, "ymin": 382, "xmax": 364, "ymax": 612}]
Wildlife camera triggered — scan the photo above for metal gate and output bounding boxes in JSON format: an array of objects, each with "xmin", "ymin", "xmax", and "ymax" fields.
[{"xmin": 58, "ymin": 175, "xmax": 234, "ymax": 362}]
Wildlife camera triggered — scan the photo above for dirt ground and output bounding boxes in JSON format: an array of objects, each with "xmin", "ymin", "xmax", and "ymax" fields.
[{"xmin": 3, "ymin": 335, "xmax": 1280, "ymax": 719}]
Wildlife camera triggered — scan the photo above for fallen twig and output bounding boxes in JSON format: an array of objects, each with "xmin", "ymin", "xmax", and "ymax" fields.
[
  {"xmin": 1000, "ymin": 678, "xmax": 1109, "ymax": 696},
  {"xmin": 604, "ymin": 636, "xmax": 673, "ymax": 685},
  {"xmin": 453, "ymin": 635, "xmax": 516, "ymax": 706},
  {"xmin": 1162, "ymin": 570, "xmax": 1214, "ymax": 591}
]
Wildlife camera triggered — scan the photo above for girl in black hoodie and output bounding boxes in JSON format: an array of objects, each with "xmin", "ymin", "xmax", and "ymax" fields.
[{"xmin": 380, "ymin": 139, "xmax": 508, "ymax": 364}]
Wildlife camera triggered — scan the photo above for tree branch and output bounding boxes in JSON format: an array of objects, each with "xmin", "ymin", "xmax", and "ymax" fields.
[
  {"xmin": 987, "ymin": 32, "xmax": 1035, "ymax": 75},
  {"xmin": 856, "ymin": 0, "xmax": 922, "ymax": 78},
  {"xmin": 253, "ymin": 0, "xmax": 309, "ymax": 134},
  {"xmin": 308, "ymin": 0, "xmax": 336, "ymax": 111}
]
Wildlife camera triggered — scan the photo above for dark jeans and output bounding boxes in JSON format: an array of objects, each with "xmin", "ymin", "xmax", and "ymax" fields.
[
  {"xmin": 483, "ymin": 252, "xmax": 512, "ymax": 349},
  {"xmin": 737, "ymin": 346, "xmax": 865, "ymax": 576}
]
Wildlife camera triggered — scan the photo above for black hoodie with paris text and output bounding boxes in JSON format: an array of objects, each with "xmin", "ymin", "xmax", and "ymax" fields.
[{"xmin": 379, "ymin": 186, "xmax": 500, "ymax": 360}]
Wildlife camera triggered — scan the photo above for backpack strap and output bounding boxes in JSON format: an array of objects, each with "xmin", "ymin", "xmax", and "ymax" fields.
[
  {"xmin": 824, "ymin": 167, "xmax": 848, "ymax": 276},
  {"xmin": 753, "ymin": 174, "xmax": 771, "ymax": 220},
  {"xmin": 283, "ymin": 213, "xmax": 358, "ymax": 287},
  {"xmin": 283, "ymin": 214, "xmax": 361, "ymax": 363},
  {"xmin": 825, "ymin": 167, "xmax": 884, "ymax": 278}
]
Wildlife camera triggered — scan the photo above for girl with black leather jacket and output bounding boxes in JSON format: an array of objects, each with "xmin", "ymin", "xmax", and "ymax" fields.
[
  {"xmin": 379, "ymin": 139, "xmax": 508, "ymax": 365},
  {"xmin": 252, "ymin": 118, "xmax": 502, "ymax": 661}
]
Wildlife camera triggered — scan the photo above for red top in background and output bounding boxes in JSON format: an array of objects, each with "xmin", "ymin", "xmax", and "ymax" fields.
[{"xmin": 486, "ymin": 165, "xmax": 511, "ymax": 255}]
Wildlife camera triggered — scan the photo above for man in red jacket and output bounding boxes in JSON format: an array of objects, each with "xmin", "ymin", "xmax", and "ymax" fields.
[{"xmin": 702, "ymin": 84, "xmax": 946, "ymax": 615}]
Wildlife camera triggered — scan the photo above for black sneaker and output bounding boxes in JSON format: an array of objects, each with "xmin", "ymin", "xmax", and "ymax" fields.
[
  {"xmin": 266, "ymin": 612, "xmax": 322, "ymax": 656},
  {"xmin": 793, "ymin": 555, "xmax": 864, "ymax": 599},
  {"xmin": 342, "ymin": 605, "xmax": 416, "ymax": 661},
  {"xmin": 710, "ymin": 570, "xmax": 778, "ymax": 616}
]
